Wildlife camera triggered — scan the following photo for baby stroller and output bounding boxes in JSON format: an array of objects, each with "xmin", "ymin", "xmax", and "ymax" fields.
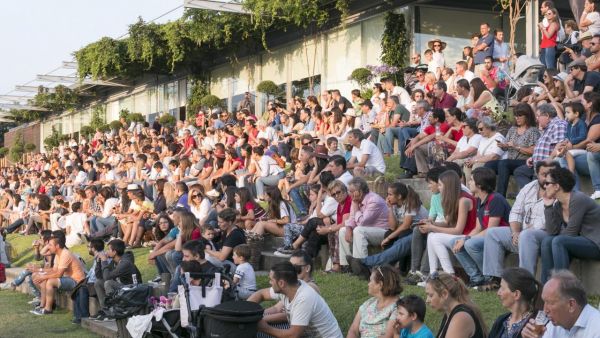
[
  {"xmin": 498, "ymin": 55, "xmax": 545, "ymax": 112},
  {"xmin": 145, "ymin": 272, "xmax": 263, "ymax": 338}
]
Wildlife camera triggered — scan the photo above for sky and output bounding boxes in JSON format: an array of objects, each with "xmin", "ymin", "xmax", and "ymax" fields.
[{"xmin": 0, "ymin": 1, "xmax": 185, "ymax": 97}]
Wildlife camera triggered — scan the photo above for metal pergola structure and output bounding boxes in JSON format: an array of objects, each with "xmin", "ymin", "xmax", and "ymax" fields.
[{"xmin": 183, "ymin": 0, "xmax": 248, "ymax": 14}]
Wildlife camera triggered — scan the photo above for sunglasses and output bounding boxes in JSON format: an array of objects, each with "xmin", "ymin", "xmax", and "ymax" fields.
[
  {"xmin": 293, "ymin": 263, "xmax": 307, "ymax": 274},
  {"xmin": 330, "ymin": 190, "xmax": 343, "ymax": 198},
  {"xmin": 433, "ymin": 44, "xmax": 442, "ymax": 47},
  {"xmin": 191, "ymin": 194, "xmax": 200, "ymax": 198},
  {"xmin": 302, "ymin": 141, "xmax": 312, "ymax": 145}
]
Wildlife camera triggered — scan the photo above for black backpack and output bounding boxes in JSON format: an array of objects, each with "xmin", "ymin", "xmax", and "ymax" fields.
[{"xmin": 104, "ymin": 283, "xmax": 152, "ymax": 319}]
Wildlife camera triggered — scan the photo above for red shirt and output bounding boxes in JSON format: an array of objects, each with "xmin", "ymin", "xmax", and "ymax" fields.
[
  {"xmin": 423, "ymin": 122, "xmax": 450, "ymax": 135},
  {"xmin": 461, "ymin": 191, "xmax": 478, "ymax": 235},
  {"xmin": 183, "ymin": 136, "xmax": 197, "ymax": 150},
  {"xmin": 433, "ymin": 93, "xmax": 458, "ymax": 109},
  {"xmin": 336, "ymin": 195, "xmax": 352, "ymax": 225}
]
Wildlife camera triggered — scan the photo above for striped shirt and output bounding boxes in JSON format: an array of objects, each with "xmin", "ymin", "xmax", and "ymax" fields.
[{"xmin": 531, "ymin": 117, "xmax": 567, "ymax": 163}]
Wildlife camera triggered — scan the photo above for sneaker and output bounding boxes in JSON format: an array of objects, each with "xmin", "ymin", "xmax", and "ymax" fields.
[
  {"xmin": 27, "ymin": 297, "xmax": 40, "ymax": 305},
  {"xmin": 347, "ymin": 255, "xmax": 371, "ymax": 280},
  {"xmin": 273, "ymin": 247, "xmax": 293, "ymax": 257},
  {"xmin": 71, "ymin": 319, "xmax": 82, "ymax": 325},
  {"xmin": 31, "ymin": 308, "xmax": 52, "ymax": 315},
  {"xmin": 151, "ymin": 276, "xmax": 162, "ymax": 283},
  {"xmin": 89, "ymin": 310, "xmax": 105, "ymax": 321},
  {"xmin": 404, "ymin": 271, "xmax": 425, "ymax": 285},
  {"xmin": 416, "ymin": 281, "xmax": 427, "ymax": 288},
  {"xmin": 0, "ymin": 282, "xmax": 15, "ymax": 291},
  {"xmin": 591, "ymin": 191, "xmax": 600, "ymax": 200}
]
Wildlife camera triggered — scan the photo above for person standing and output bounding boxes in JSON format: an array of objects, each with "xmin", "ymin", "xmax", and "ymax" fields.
[
  {"xmin": 538, "ymin": 7, "xmax": 560, "ymax": 70},
  {"xmin": 473, "ymin": 23, "xmax": 494, "ymax": 75}
]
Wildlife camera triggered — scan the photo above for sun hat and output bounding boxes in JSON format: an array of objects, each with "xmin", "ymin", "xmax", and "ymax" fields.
[{"xmin": 427, "ymin": 38, "xmax": 447, "ymax": 51}]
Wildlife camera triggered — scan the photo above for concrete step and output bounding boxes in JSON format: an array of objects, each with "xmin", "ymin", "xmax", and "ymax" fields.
[
  {"xmin": 259, "ymin": 251, "xmax": 290, "ymax": 271},
  {"xmin": 82, "ymin": 318, "xmax": 118, "ymax": 338},
  {"xmin": 262, "ymin": 235, "xmax": 284, "ymax": 252}
]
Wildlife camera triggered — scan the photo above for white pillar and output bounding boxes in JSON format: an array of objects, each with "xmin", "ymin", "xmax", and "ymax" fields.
[{"xmin": 526, "ymin": 0, "xmax": 540, "ymax": 57}]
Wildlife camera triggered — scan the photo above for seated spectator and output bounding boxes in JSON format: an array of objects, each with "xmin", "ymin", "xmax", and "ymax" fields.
[
  {"xmin": 232, "ymin": 244, "xmax": 257, "ymax": 300},
  {"xmin": 462, "ymin": 117, "xmax": 506, "ymax": 183},
  {"xmin": 325, "ymin": 155, "xmax": 353, "ymax": 187},
  {"xmin": 339, "ymin": 177, "xmax": 389, "ymax": 270},
  {"xmin": 482, "ymin": 160, "xmax": 558, "ymax": 284},
  {"xmin": 381, "ymin": 96, "xmax": 412, "ymax": 157},
  {"xmin": 252, "ymin": 145, "xmax": 285, "ymax": 201},
  {"xmin": 405, "ymin": 109, "xmax": 449, "ymax": 177},
  {"xmin": 421, "ymin": 170, "xmax": 477, "ymax": 276},
  {"xmin": 522, "ymin": 270, "xmax": 600, "ymax": 337},
  {"xmin": 425, "ymin": 272, "xmax": 486, "ymax": 338},
  {"xmin": 541, "ymin": 167, "xmax": 600, "ymax": 283},
  {"xmin": 347, "ymin": 129, "xmax": 386, "ymax": 177},
  {"xmin": 64, "ymin": 202, "xmax": 89, "ymax": 248},
  {"xmin": 514, "ymin": 104, "xmax": 567, "ymax": 189},
  {"xmin": 446, "ymin": 118, "xmax": 482, "ymax": 166},
  {"xmin": 485, "ymin": 103, "xmax": 539, "ymax": 196},
  {"xmin": 399, "ymin": 100, "xmax": 432, "ymax": 176},
  {"xmin": 248, "ymin": 262, "xmax": 343, "ymax": 338},
  {"xmin": 455, "ymin": 79, "xmax": 473, "ymax": 112},
  {"xmin": 205, "ymin": 208, "xmax": 246, "ymax": 267},
  {"xmin": 454, "ymin": 60, "xmax": 475, "ymax": 83},
  {"xmin": 92, "ymin": 239, "xmax": 142, "ymax": 320},
  {"xmin": 148, "ymin": 212, "xmax": 181, "ymax": 278},
  {"xmin": 235, "ymin": 187, "xmax": 267, "ymax": 230},
  {"xmin": 347, "ymin": 182, "xmax": 428, "ymax": 280},
  {"xmin": 463, "ymin": 78, "xmax": 501, "ymax": 119},
  {"xmin": 31, "ymin": 233, "xmax": 86, "ymax": 315},
  {"xmin": 347, "ymin": 265, "xmax": 402, "ymax": 338},
  {"xmin": 432, "ymin": 81, "xmax": 457, "ymax": 110},
  {"xmin": 488, "ymin": 268, "xmax": 542, "ymax": 338},
  {"xmin": 168, "ymin": 239, "xmax": 219, "ymax": 293},
  {"xmin": 479, "ymin": 56, "xmax": 507, "ymax": 99},
  {"xmin": 385, "ymin": 295, "xmax": 434, "ymax": 338},
  {"xmin": 564, "ymin": 60, "xmax": 600, "ymax": 103},
  {"xmin": 435, "ymin": 108, "xmax": 465, "ymax": 154},
  {"xmin": 450, "ymin": 167, "xmax": 510, "ymax": 289},
  {"xmin": 251, "ymin": 187, "xmax": 296, "ymax": 237}
]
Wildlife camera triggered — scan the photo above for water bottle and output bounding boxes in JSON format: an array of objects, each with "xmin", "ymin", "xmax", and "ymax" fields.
[
  {"xmin": 132, "ymin": 273, "xmax": 138, "ymax": 285},
  {"xmin": 435, "ymin": 124, "xmax": 441, "ymax": 137}
]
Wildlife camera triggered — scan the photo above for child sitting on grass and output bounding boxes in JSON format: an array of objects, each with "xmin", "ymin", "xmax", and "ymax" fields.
[
  {"xmin": 386, "ymin": 294, "xmax": 434, "ymax": 338},
  {"xmin": 232, "ymin": 244, "xmax": 256, "ymax": 300}
]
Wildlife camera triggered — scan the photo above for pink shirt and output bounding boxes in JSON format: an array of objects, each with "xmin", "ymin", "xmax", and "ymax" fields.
[{"xmin": 345, "ymin": 192, "xmax": 389, "ymax": 229}]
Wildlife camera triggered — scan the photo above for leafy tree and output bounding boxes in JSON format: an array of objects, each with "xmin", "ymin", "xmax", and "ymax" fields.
[
  {"xmin": 186, "ymin": 80, "xmax": 210, "ymax": 119},
  {"xmin": 0, "ymin": 147, "xmax": 9, "ymax": 158},
  {"xmin": 119, "ymin": 109, "xmax": 130, "ymax": 120},
  {"xmin": 9, "ymin": 132, "xmax": 25, "ymax": 163},
  {"xmin": 89, "ymin": 105, "xmax": 106, "ymax": 131},
  {"xmin": 44, "ymin": 126, "xmax": 63, "ymax": 150},
  {"xmin": 349, "ymin": 68, "xmax": 373, "ymax": 91},
  {"xmin": 380, "ymin": 12, "xmax": 410, "ymax": 86},
  {"xmin": 31, "ymin": 85, "xmax": 79, "ymax": 112},
  {"xmin": 127, "ymin": 113, "xmax": 145, "ymax": 123},
  {"xmin": 24, "ymin": 143, "xmax": 36, "ymax": 153},
  {"xmin": 200, "ymin": 95, "xmax": 222, "ymax": 109},
  {"xmin": 159, "ymin": 114, "xmax": 177, "ymax": 128},
  {"xmin": 257, "ymin": 80, "xmax": 281, "ymax": 102},
  {"xmin": 79, "ymin": 126, "xmax": 94, "ymax": 137},
  {"xmin": 110, "ymin": 120, "xmax": 123, "ymax": 131}
]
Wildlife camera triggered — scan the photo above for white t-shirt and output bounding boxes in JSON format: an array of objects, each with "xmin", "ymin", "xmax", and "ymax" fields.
[
  {"xmin": 269, "ymin": 281, "xmax": 343, "ymax": 338},
  {"xmin": 477, "ymin": 133, "xmax": 506, "ymax": 158},
  {"xmin": 586, "ymin": 12, "xmax": 600, "ymax": 35},
  {"xmin": 310, "ymin": 195, "xmax": 338, "ymax": 222},
  {"xmin": 102, "ymin": 198, "xmax": 119, "ymax": 218},
  {"xmin": 351, "ymin": 139, "xmax": 386, "ymax": 173},
  {"xmin": 257, "ymin": 127, "xmax": 276, "ymax": 143},
  {"xmin": 258, "ymin": 156, "xmax": 283, "ymax": 177},
  {"xmin": 337, "ymin": 171, "xmax": 354, "ymax": 187},
  {"xmin": 191, "ymin": 198, "xmax": 211, "ymax": 221},
  {"xmin": 456, "ymin": 134, "xmax": 483, "ymax": 153},
  {"xmin": 279, "ymin": 201, "xmax": 297, "ymax": 223},
  {"xmin": 65, "ymin": 212, "xmax": 88, "ymax": 248},
  {"xmin": 234, "ymin": 262, "xmax": 256, "ymax": 292}
]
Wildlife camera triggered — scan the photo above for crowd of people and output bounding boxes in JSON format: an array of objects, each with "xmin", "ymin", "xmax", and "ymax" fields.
[{"xmin": 1, "ymin": 0, "xmax": 600, "ymax": 337}]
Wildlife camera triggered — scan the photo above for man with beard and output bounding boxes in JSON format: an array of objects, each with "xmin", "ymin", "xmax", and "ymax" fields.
[{"xmin": 480, "ymin": 160, "xmax": 559, "ymax": 284}]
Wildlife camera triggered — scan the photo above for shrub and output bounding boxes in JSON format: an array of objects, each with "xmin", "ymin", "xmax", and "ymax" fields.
[
  {"xmin": 109, "ymin": 120, "xmax": 123, "ymax": 131},
  {"xmin": 349, "ymin": 68, "xmax": 373, "ymax": 89},
  {"xmin": 127, "ymin": 112, "xmax": 145, "ymax": 123},
  {"xmin": 159, "ymin": 114, "xmax": 177, "ymax": 128},
  {"xmin": 200, "ymin": 94, "xmax": 222, "ymax": 109},
  {"xmin": 79, "ymin": 126, "xmax": 94, "ymax": 137}
]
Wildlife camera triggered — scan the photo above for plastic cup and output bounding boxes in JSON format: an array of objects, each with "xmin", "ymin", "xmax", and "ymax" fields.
[{"xmin": 533, "ymin": 311, "xmax": 549, "ymax": 334}]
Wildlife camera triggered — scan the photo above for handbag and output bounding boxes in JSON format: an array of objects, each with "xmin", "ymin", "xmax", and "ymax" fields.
[{"xmin": 178, "ymin": 272, "xmax": 223, "ymax": 327}]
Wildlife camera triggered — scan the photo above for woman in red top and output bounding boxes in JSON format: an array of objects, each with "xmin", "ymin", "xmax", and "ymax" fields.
[
  {"xmin": 436, "ymin": 108, "xmax": 465, "ymax": 153},
  {"xmin": 539, "ymin": 7, "xmax": 559, "ymax": 70},
  {"xmin": 323, "ymin": 180, "xmax": 352, "ymax": 272},
  {"xmin": 419, "ymin": 170, "xmax": 477, "ymax": 276}
]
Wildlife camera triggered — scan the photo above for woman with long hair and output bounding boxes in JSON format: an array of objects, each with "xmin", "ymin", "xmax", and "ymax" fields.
[
  {"xmin": 188, "ymin": 185, "xmax": 211, "ymax": 223},
  {"xmin": 419, "ymin": 170, "xmax": 477, "ymax": 276},
  {"xmin": 251, "ymin": 187, "xmax": 296, "ymax": 236},
  {"xmin": 464, "ymin": 78, "xmax": 500, "ymax": 119},
  {"xmin": 152, "ymin": 213, "xmax": 175, "ymax": 244},
  {"xmin": 485, "ymin": 103, "xmax": 539, "ymax": 196},
  {"xmin": 539, "ymin": 7, "xmax": 559, "ymax": 70},
  {"xmin": 488, "ymin": 268, "xmax": 543, "ymax": 338},
  {"xmin": 154, "ymin": 178, "xmax": 168, "ymax": 214},
  {"xmin": 235, "ymin": 187, "xmax": 266, "ymax": 230},
  {"xmin": 163, "ymin": 181, "xmax": 178, "ymax": 211},
  {"xmin": 425, "ymin": 272, "xmax": 486, "ymax": 338}
]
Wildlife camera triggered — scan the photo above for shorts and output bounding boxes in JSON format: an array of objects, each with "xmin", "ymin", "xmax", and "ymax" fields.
[{"xmin": 58, "ymin": 277, "xmax": 77, "ymax": 291}]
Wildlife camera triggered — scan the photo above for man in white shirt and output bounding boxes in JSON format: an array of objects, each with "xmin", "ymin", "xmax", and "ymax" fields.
[
  {"xmin": 383, "ymin": 78, "xmax": 412, "ymax": 110},
  {"xmin": 455, "ymin": 60, "xmax": 475, "ymax": 83},
  {"xmin": 346, "ymin": 129, "xmax": 386, "ymax": 177},
  {"xmin": 325, "ymin": 155, "xmax": 353, "ymax": 187},
  {"xmin": 455, "ymin": 79, "xmax": 473, "ymax": 112},
  {"xmin": 249, "ymin": 262, "xmax": 343, "ymax": 338},
  {"xmin": 522, "ymin": 270, "xmax": 600, "ymax": 338}
]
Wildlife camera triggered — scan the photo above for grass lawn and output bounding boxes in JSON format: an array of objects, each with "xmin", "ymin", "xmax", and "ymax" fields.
[
  {"xmin": 0, "ymin": 290, "xmax": 98, "ymax": 338},
  {"xmin": 5, "ymin": 232, "xmax": 507, "ymax": 335}
]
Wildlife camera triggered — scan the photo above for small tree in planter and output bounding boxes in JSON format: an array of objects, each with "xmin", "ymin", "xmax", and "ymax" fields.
[
  {"xmin": 0, "ymin": 147, "xmax": 8, "ymax": 158},
  {"xmin": 159, "ymin": 114, "xmax": 177, "ymax": 128},
  {"xmin": 109, "ymin": 120, "xmax": 123, "ymax": 132},
  {"xmin": 200, "ymin": 94, "xmax": 222, "ymax": 110},
  {"xmin": 127, "ymin": 113, "xmax": 145, "ymax": 124},
  {"xmin": 256, "ymin": 80, "xmax": 280, "ymax": 102},
  {"xmin": 44, "ymin": 126, "xmax": 62, "ymax": 150},
  {"xmin": 24, "ymin": 143, "xmax": 36, "ymax": 154},
  {"xmin": 119, "ymin": 108, "xmax": 130, "ymax": 120},
  {"xmin": 349, "ymin": 67, "xmax": 374, "ymax": 91}
]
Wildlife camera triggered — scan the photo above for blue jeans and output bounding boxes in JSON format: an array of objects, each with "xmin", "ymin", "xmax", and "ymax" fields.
[
  {"xmin": 363, "ymin": 234, "xmax": 412, "ymax": 267},
  {"xmin": 587, "ymin": 151, "xmax": 600, "ymax": 191},
  {"xmin": 155, "ymin": 254, "xmax": 171, "ymax": 275},
  {"xmin": 169, "ymin": 266, "xmax": 183, "ymax": 293},
  {"xmin": 400, "ymin": 127, "xmax": 419, "ymax": 167},
  {"xmin": 452, "ymin": 236, "xmax": 485, "ymax": 284},
  {"xmin": 377, "ymin": 131, "xmax": 392, "ymax": 154},
  {"xmin": 90, "ymin": 216, "xmax": 116, "ymax": 233},
  {"xmin": 514, "ymin": 164, "xmax": 535, "ymax": 190},
  {"xmin": 542, "ymin": 235, "xmax": 600, "ymax": 283},
  {"xmin": 540, "ymin": 47, "xmax": 556, "ymax": 70},
  {"xmin": 289, "ymin": 187, "xmax": 308, "ymax": 216},
  {"xmin": 13, "ymin": 269, "xmax": 41, "ymax": 298},
  {"xmin": 384, "ymin": 127, "xmax": 404, "ymax": 155},
  {"xmin": 73, "ymin": 285, "xmax": 90, "ymax": 321},
  {"xmin": 485, "ymin": 159, "xmax": 526, "ymax": 196},
  {"xmin": 558, "ymin": 154, "xmax": 590, "ymax": 191}
]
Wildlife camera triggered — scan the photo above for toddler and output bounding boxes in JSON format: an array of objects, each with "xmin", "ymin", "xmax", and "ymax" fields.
[{"xmin": 232, "ymin": 244, "xmax": 256, "ymax": 300}]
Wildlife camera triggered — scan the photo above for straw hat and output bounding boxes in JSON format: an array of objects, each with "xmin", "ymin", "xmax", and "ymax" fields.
[{"xmin": 427, "ymin": 38, "xmax": 447, "ymax": 51}]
